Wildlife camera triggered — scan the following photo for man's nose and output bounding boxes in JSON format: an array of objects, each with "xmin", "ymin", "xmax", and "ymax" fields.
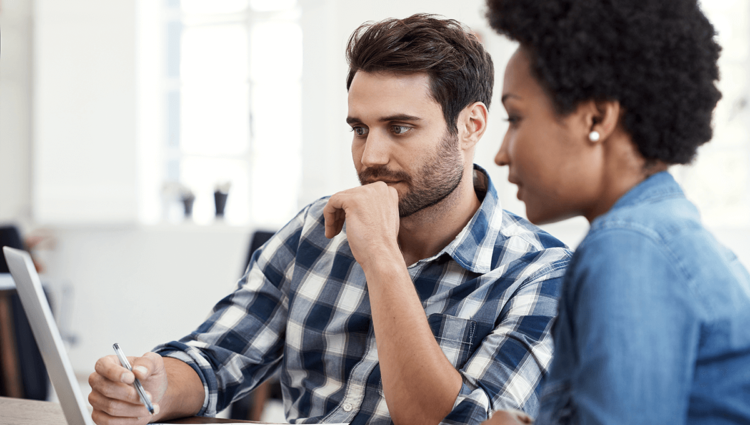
[{"xmin": 360, "ymin": 131, "xmax": 390, "ymax": 168}]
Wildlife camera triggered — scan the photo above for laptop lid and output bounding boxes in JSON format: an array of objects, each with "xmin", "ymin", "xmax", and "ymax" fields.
[{"xmin": 3, "ymin": 246, "xmax": 94, "ymax": 425}]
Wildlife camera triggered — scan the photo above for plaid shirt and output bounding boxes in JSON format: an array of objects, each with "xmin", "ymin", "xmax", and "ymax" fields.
[{"xmin": 154, "ymin": 165, "xmax": 571, "ymax": 424}]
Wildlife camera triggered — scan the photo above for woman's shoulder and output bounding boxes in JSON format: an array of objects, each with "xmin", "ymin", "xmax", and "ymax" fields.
[
  {"xmin": 590, "ymin": 192, "xmax": 701, "ymax": 243},
  {"xmin": 569, "ymin": 200, "xmax": 750, "ymax": 325}
]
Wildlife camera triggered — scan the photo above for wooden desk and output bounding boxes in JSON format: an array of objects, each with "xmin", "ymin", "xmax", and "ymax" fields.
[{"xmin": 0, "ymin": 397, "xmax": 262, "ymax": 424}]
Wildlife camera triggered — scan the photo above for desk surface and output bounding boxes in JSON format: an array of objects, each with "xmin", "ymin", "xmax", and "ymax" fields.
[{"xmin": 0, "ymin": 397, "xmax": 262, "ymax": 424}]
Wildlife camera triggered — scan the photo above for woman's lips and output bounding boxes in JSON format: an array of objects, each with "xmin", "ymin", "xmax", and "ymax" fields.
[{"xmin": 509, "ymin": 179, "xmax": 523, "ymax": 200}]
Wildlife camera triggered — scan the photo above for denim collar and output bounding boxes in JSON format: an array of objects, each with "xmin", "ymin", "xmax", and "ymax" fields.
[{"xmin": 610, "ymin": 171, "xmax": 685, "ymax": 212}]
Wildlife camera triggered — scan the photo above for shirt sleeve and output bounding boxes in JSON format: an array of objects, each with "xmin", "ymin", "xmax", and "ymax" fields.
[
  {"xmin": 563, "ymin": 229, "xmax": 702, "ymax": 424},
  {"xmin": 152, "ymin": 205, "xmax": 309, "ymax": 416},
  {"xmin": 441, "ymin": 250, "xmax": 569, "ymax": 424}
]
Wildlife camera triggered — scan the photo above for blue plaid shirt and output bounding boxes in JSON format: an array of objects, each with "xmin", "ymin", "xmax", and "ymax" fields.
[{"xmin": 154, "ymin": 166, "xmax": 571, "ymax": 424}]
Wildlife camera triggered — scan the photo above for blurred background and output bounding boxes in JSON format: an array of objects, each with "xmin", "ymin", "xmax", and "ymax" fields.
[{"xmin": 0, "ymin": 0, "xmax": 749, "ymax": 419}]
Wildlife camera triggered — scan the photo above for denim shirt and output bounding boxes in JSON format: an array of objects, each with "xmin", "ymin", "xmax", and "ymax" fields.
[{"xmin": 536, "ymin": 172, "xmax": 750, "ymax": 424}]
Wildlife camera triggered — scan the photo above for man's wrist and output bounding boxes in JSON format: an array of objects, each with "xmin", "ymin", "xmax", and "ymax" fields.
[
  {"xmin": 156, "ymin": 357, "xmax": 205, "ymax": 421},
  {"xmin": 358, "ymin": 241, "xmax": 403, "ymax": 275}
]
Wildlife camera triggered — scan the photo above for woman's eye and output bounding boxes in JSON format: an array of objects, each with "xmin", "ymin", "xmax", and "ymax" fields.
[
  {"xmin": 391, "ymin": 125, "xmax": 412, "ymax": 135},
  {"xmin": 504, "ymin": 116, "xmax": 521, "ymax": 125}
]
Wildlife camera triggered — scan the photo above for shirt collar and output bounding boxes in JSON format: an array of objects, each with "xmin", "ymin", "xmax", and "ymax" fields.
[
  {"xmin": 609, "ymin": 171, "xmax": 684, "ymax": 212},
  {"xmin": 417, "ymin": 164, "xmax": 502, "ymax": 274}
]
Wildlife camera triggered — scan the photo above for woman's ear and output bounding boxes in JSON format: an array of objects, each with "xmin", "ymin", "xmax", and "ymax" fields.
[
  {"xmin": 581, "ymin": 99, "xmax": 621, "ymax": 143},
  {"xmin": 459, "ymin": 102, "xmax": 489, "ymax": 150}
]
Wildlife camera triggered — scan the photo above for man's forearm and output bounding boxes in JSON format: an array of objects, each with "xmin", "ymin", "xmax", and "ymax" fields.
[
  {"xmin": 363, "ymin": 252, "xmax": 463, "ymax": 425},
  {"xmin": 152, "ymin": 357, "xmax": 205, "ymax": 422}
]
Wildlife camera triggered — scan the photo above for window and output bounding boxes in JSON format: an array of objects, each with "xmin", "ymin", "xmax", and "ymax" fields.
[{"xmin": 160, "ymin": 0, "xmax": 302, "ymax": 227}]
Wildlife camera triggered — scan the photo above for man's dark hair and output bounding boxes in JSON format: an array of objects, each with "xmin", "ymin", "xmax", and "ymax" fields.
[
  {"xmin": 346, "ymin": 14, "xmax": 494, "ymax": 135},
  {"xmin": 486, "ymin": 0, "xmax": 722, "ymax": 164}
]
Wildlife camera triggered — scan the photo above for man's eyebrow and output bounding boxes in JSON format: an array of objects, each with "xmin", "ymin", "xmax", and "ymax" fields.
[
  {"xmin": 379, "ymin": 114, "xmax": 422, "ymax": 122},
  {"xmin": 501, "ymin": 94, "xmax": 521, "ymax": 103},
  {"xmin": 346, "ymin": 114, "xmax": 423, "ymax": 125}
]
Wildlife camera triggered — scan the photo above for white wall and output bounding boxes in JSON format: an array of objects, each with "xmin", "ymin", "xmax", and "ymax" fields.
[
  {"xmin": 41, "ymin": 224, "xmax": 251, "ymax": 373},
  {"xmin": 34, "ymin": 0, "xmax": 139, "ymax": 225},
  {"xmin": 0, "ymin": 0, "xmax": 33, "ymax": 227}
]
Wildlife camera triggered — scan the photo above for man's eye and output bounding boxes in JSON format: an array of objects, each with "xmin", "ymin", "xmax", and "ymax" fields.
[
  {"xmin": 351, "ymin": 127, "xmax": 368, "ymax": 136},
  {"xmin": 391, "ymin": 125, "xmax": 412, "ymax": 135}
]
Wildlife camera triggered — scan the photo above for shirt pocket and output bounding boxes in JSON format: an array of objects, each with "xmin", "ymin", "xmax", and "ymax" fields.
[
  {"xmin": 426, "ymin": 313, "xmax": 478, "ymax": 369},
  {"xmin": 377, "ymin": 314, "xmax": 478, "ymax": 397}
]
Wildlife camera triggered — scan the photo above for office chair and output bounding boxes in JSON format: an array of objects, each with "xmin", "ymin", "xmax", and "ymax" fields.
[{"xmin": 0, "ymin": 225, "xmax": 49, "ymax": 400}]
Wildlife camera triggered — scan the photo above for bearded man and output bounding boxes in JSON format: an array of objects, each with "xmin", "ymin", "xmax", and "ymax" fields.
[{"xmin": 88, "ymin": 14, "xmax": 571, "ymax": 425}]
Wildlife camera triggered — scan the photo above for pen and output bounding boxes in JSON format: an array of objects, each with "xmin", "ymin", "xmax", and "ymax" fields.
[{"xmin": 112, "ymin": 343, "xmax": 155, "ymax": 415}]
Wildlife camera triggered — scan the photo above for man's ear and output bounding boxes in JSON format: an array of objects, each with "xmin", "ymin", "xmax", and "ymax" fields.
[{"xmin": 458, "ymin": 102, "xmax": 488, "ymax": 150}]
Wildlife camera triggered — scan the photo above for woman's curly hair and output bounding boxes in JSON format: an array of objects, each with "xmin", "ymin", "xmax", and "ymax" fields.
[{"xmin": 486, "ymin": 0, "xmax": 722, "ymax": 164}]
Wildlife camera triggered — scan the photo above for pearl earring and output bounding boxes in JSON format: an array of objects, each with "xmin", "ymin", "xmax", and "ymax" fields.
[{"xmin": 589, "ymin": 131, "xmax": 601, "ymax": 142}]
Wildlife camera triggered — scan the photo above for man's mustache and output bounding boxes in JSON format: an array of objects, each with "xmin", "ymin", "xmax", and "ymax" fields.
[{"xmin": 358, "ymin": 167, "xmax": 412, "ymax": 185}]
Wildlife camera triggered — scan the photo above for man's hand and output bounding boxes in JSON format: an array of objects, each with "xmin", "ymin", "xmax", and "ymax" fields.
[
  {"xmin": 88, "ymin": 352, "xmax": 168, "ymax": 425},
  {"xmin": 323, "ymin": 181, "xmax": 401, "ymax": 269},
  {"xmin": 482, "ymin": 409, "xmax": 534, "ymax": 425},
  {"xmin": 325, "ymin": 181, "xmax": 463, "ymax": 424}
]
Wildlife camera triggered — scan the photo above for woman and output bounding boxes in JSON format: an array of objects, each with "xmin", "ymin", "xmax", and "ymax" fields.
[{"xmin": 483, "ymin": 0, "xmax": 750, "ymax": 424}]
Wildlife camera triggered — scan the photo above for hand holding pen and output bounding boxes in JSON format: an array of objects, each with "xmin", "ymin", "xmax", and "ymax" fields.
[
  {"xmin": 88, "ymin": 346, "xmax": 169, "ymax": 424},
  {"xmin": 90, "ymin": 346, "xmax": 211, "ymax": 424},
  {"xmin": 112, "ymin": 343, "xmax": 155, "ymax": 415}
]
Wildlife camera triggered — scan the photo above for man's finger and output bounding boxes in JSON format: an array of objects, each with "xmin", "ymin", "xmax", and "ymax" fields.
[
  {"xmin": 89, "ymin": 372, "xmax": 140, "ymax": 404},
  {"xmin": 485, "ymin": 409, "xmax": 534, "ymax": 425},
  {"xmin": 95, "ymin": 355, "xmax": 134, "ymax": 384},
  {"xmin": 323, "ymin": 195, "xmax": 346, "ymax": 238},
  {"xmin": 89, "ymin": 389, "xmax": 152, "ymax": 419},
  {"xmin": 131, "ymin": 352, "xmax": 162, "ymax": 380},
  {"xmin": 91, "ymin": 408, "xmax": 150, "ymax": 425}
]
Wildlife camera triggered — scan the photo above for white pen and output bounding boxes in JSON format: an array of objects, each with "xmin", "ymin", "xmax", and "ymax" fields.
[{"xmin": 112, "ymin": 343, "xmax": 155, "ymax": 415}]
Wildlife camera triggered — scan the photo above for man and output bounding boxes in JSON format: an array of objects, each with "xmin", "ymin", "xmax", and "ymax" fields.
[{"xmin": 88, "ymin": 14, "xmax": 570, "ymax": 425}]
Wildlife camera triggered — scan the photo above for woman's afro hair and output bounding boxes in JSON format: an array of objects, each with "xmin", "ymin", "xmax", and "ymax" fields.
[{"xmin": 486, "ymin": 0, "xmax": 722, "ymax": 164}]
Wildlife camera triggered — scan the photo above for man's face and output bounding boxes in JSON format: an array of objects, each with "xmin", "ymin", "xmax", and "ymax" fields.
[{"xmin": 347, "ymin": 71, "xmax": 464, "ymax": 217}]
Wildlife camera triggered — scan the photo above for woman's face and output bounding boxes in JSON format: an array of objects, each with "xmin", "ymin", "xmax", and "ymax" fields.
[{"xmin": 495, "ymin": 47, "xmax": 603, "ymax": 224}]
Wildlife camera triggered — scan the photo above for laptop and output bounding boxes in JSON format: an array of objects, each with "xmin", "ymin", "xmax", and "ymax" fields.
[{"xmin": 3, "ymin": 246, "xmax": 94, "ymax": 425}]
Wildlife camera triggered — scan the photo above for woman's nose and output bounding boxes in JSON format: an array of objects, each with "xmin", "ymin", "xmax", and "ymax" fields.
[{"xmin": 495, "ymin": 138, "xmax": 510, "ymax": 166}]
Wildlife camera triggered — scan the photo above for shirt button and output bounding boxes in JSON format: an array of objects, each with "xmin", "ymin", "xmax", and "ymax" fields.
[{"xmin": 342, "ymin": 402, "xmax": 353, "ymax": 412}]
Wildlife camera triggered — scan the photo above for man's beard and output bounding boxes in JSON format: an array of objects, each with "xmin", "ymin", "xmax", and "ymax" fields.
[{"xmin": 358, "ymin": 132, "xmax": 464, "ymax": 217}]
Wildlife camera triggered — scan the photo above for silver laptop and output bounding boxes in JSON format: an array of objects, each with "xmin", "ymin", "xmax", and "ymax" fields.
[{"xmin": 3, "ymin": 246, "xmax": 94, "ymax": 425}]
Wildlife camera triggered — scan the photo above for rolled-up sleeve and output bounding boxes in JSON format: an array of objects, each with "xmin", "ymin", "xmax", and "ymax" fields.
[{"xmin": 152, "ymin": 206, "xmax": 308, "ymax": 416}]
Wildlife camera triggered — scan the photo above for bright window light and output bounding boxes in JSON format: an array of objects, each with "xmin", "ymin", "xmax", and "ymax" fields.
[
  {"xmin": 181, "ymin": 85, "xmax": 250, "ymax": 156},
  {"xmin": 181, "ymin": 25, "xmax": 248, "ymax": 82},
  {"xmin": 250, "ymin": 0, "xmax": 296, "ymax": 12},
  {"xmin": 181, "ymin": 0, "xmax": 249, "ymax": 15},
  {"xmin": 250, "ymin": 23, "xmax": 303, "ymax": 82},
  {"xmin": 160, "ymin": 0, "xmax": 302, "ymax": 227}
]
